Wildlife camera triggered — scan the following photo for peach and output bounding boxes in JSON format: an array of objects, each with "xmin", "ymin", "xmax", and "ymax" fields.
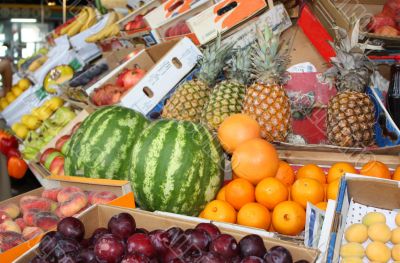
[
  {"xmin": 41, "ymin": 188, "xmax": 62, "ymax": 202},
  {"xmin": 0, "ymin": 231, "xmax": 24, "ymax": 252},
  {"xmin": 15, "ymin": 218, "xmax": 25, "ymax": 231},
  {"xmin": 59, "ymin": 192, "xmax": 88, "ymax": 217},
  {"xmin": 22, "ymin": 226, "xmax": 43, "ymax": 240},
  {"xmin": 54, "ymin": 206, "xmax": 64, "ymax": 219},
  {"xmin": 0, "ymin": 211, "xmax": 11, "ymax": 224},
  {"xmin": 20, "ymin": 196, "xmax": 52, "ymax": 213},
  {"xmin": 89, "ymin": 191, "xmax": 118, "ymax": 205},
  {"xmin": 34, "ymin": 212, "xmax": 59, "ymax": 231},
  {"xmin": 49, "ymin": 156, "xmax": 65, "ymax": 176},
  {"xmin": 57, "ymin": 186, "xmax": 84, "ymax": 203},
  {"xmin": 23, "ymin": 210, "xmax": 38, "ymax": 226},
  {"xmin": 0, "ymin": 220, "xmax": 21, "ymax": 234},
  {"xmin": 0, "ymin": 203, "xmax": 20, "ymax": 219}
]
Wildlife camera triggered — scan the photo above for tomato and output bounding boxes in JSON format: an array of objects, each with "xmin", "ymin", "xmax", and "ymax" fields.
[{"xmin": 8, "ymin": 157, "xmax": 28, "ymax": 179}]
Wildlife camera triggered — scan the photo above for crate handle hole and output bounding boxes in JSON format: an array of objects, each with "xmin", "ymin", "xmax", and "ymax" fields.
[
  {"xmin": 168, "ymin": 0, "xmax": 184, "ymax": 12},
  {"xmin": 217, "ymin": 1, "xmax": 238, "ymax": 16},
  {"xmin": 172, "ymin": 57, "xmax": 182, "ymax": 69},
  {"xmin": 143, "ymin": 87, "xmax": 154, "ymax": 98}
]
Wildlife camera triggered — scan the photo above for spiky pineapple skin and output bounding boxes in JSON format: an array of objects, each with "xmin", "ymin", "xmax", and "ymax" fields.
[
  {"xmin": 327, "ymin": 91, "xmax": 375, "ymax": 147},
  {"xmin": 201, "ymin": 80, "xmax": 246, "ymax": 130},
  {"xmin": 162, "ymin": 80, "xmax": 210, "ymax": 122},
  {"xmin": 242, "ymin": 83, "xmax": 291, "ymax": 142}
]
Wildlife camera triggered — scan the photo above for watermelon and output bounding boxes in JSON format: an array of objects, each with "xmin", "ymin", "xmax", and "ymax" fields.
[
  {"xmin": 64, "ymin": 106, "xmax": 149, "ymax": 180},
  {"xmin": 129, "ymin": 119, "xmax": 225, "ymax": 216}
]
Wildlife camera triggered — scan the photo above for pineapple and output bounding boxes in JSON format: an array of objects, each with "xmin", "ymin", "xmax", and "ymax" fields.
[
  {"xmin": 162, "ymin": 36, "xmax": 233, "ymax": 122},
  {"xmin": 323, "ymin": 20, "xmax": 375, "ymax": 147},
  {"xmin": 242, "ymin": 27, "xmax": 291, "ymax": 142},
  {"xmin": 201, "ymin": 46, "xmax": 252, "ymax": 130}
]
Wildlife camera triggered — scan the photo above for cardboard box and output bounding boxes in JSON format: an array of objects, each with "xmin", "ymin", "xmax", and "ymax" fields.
[
  {"xmin": 15, "ymin": 204, "xmax": 319, "ymax": 262},
  {"xmin": 145, "ymin": 0, "xmax": 210, "ymax": 29},
  {"xmin": 0, "ymin": 184, "xmax": 134, "ymax": 262},
  {"xmin": 309, "ymin": 0, "xmax": 400, "ymax": 50},
  {"xmin": 187, "ymin": 0, "xmax": 267, "ymax": 45},
  {"xmin": 86, "ymin": 38, "xmax": 202, "ymax": 116},
  {"xmin": 324, "ymin": 175, "xmax": 400, "ymax": 263}
]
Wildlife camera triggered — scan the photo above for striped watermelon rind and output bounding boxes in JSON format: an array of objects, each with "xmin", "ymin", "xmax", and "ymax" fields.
[
  {"xmin": 64, "ymin": 106, "xmax": 149, "ymax": 180},
  {"xmin": 129, "ymin": 119, "xmax": 225, "ymax": 216}
]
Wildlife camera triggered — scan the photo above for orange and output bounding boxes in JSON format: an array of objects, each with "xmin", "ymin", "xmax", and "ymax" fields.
[
  {"xmin": 232, "ymin": 138, "xmax": 279, "ymax": 185},
  {"xmin": 218, "ymin": 114, "xmax": 261, "ymax": 153},
  {"xmin": 360, "ymin": 161, "xmax": 391, "ymax": 179},
  {"xmin": 255, "ymin": 177, "xmax": 288, "ymax": 210},
  {"xmin": 296, "ymin": 164, "xmax": 326, "ymax": 184},
  {"xmin": 275, "ymin": 161, "xmax": 295, "ymax": 187},
  {"xmin": 326, "ymin": 179, "xmax": 340, "ymax": 201},
  {"xmin": 232, "ymin": 172, "xmax": 240, "ymax": 180},
  {"xmin": 216, "ymin": 185, "xmax": 226, "ymax": 201},
  {"xmin": 237, "ymin": 202, "xmax": 271, "ymax": 230},
  {"xmin": 323, "ymin": 183, "xmax": 328, "ymax": 202},
  {"xmin": 327, "ymin": 162, "xmax": 357, "ymax": 183},
  {"xmin": 199, "ymin": 210, "xmax": 205, "ymax": 218},
  {"xmin": 202, "ymin": 200, "xmax": 237, "ymax": 223},
  {"xmin": 272, "ymin": 201, "xmax": 306, "ymax": 236},
  {"xmin": 291, "ymin": 178, "xmax": 325, "ymax": 208},
  {"xmin": 225, "ymin": 178, "xmax": 255, "ymax": 210},
  {"xmin": 393, "ymin": 166, "xmax": 400, "ymax": 181},
  {"xmin": 315, "ymin": 202, "xmax": 328, "ymax": 211},
  {"xmin": 269, "ymin": 223, "xmax": 276, "ymax": 232}
]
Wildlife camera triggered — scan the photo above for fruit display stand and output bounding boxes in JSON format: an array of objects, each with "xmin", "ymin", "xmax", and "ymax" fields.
[
  {"xmin": 325, "ymin": 175, "xmax": 400, "ymax": 262},
  {"xmin": 15, "ymin": 204, "xmax": 320, "ymax": 262},
  {"xmin": 0, "ymin": 182, "xmax": 134, "ymax": 262}
]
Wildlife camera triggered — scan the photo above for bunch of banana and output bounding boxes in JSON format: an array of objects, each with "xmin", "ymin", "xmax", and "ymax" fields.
[
  {"xmin": 60, "ymin": 7, "xmax": 98, "ymax": 37},
  {"xmin": 28, "ymin": 56, "xmax": 48, "ymax": 72},
  {"xmin": 85, "ymin": 11, "xmax": 121, "ymax": 43}
]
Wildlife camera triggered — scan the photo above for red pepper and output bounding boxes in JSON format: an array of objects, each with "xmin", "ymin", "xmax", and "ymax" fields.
[{"xmin": 8, "ymin": 157, "xmax": 27, "ymax": 179}]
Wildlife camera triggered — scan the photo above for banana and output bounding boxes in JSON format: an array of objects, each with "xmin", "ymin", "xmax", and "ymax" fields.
[
  {"xmin": 116, "ymin": 12, "xmax": 124, "ymax": 21},
  {"xmin": 60, "ymin": 8, "xmax": 86, "ymax": 35},
  {"xmin": 67, "ymin": 8, "xmax": 89, "ymax": 37},
  {"xmin": 106, "ymin": 24, "xmax": 120, "ymax": 38},
  {"xmin": 80, "ymin": 7, "xmax": 97, "ymax": 32},
  {"xmin": 85, "ymin": 11, "xmax": 118, "ymax": 42}
]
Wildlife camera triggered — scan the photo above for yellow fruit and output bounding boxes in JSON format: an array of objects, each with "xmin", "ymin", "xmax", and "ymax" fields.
[
  {"xmin": 11, "ymin": 86, "xmax": 23, "ymax": 97},
  {"xmin": 393, "ymin": 227, "xmax": 400, "ymax": 244},
  {"xmin": 362, "ymin": 212, "xmax": 386, "ymax": 226},
  {"xmin": 37, "ymin": 106, "xmax": 53, "ymax": 121},
  {"xmin": 11, "ymin": 123, "xmax": 28, "ymax": 139},
  {"xmin": 24, "ymin": 115, "xmax": 41, "ymax": 130},
  {"xmin": 45, "ymin": 97, "xmax": 64, "ymax": 111},
  {"xmin": 340, "ymin": 242, "xmax": 365, "ymax": 258},
  {"xmin": 18, "ymin": 78, "xmax": 31, "ymax": 90},
  {"xmin": 368, "ymin": 223, "xmax": 391, "ymax": 242},
  {"xmin": 341, "ymin": 257, "xmax": 363, "ymax": 263},
  {"xmin": 366, "ymin": 241, "xmax": 390, "ymax": 262},
  {"xmin": 344, "ymin": 223, "xmax": 368, "ymax": 243},
  {"xmin": 5, "ymin": 92, "xmax": 16, "ymax": 103},
  {"xmin": 393, "ymin": 244, "xmax": 400, "ymax": 261},
  {"xmin": 0, "ymin": 99, "xmax": 9, "ymax": 110},
  {"xmin": 31, "ymin": 107, "xmax": 40, "ymax": 118},
  {"xmin": 396, "ymin": 213, "xmax": 400, "ymax": 227}
]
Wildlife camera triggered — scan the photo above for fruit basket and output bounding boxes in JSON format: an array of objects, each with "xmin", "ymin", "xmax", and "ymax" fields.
[{"xmin": 15, "ymin": 204, "xmax": 319, "ymax": 262}]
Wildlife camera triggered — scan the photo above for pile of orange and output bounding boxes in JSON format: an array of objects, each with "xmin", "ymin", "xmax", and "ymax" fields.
[{"xmin": 203, "ymin": 114, "xmax": 399, "ymax": 236}]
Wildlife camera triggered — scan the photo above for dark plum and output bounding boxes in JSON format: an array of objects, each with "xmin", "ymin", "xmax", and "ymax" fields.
[
  {"xmin": 89, "ymin": 227, "xmax": 109, "ymax": 246},
  {"xmin": 57, "ymin": 217, "xmax": 85, "ymax": 241},
  {"xmin": 149, "ymin": 230, "xmax": 168, "ymax": 254},
  {"xmin": 29, "ymin": 255, "xmax": 51, "ymax": 263},
  {"xmin": 210, "ymin": 234, "xmax": 239, "ymax": 258},
  {"xmin": 127, "ymin": 233, "xmax": 156, "ymax": 258},
  {"xmin": 108, "ymin": 213, "xmax": 136, "ymax": 240},
  {"xmin": 241, "ymin": 256, "xmax": 266, "ymax": 263},
  {"xmin": 38, "ymin": 231, "xmax": 60, "ymax": 255},
  {"xmin": 135, "ymin": 228, "xmax": 149, "ymax": 235},
  {"xmin": 232, "ymin": 256, "xmax": 242, "ymax": 263},
  {"xmin": 94, "ymin": 234, "xmax": 125, "ymax": 263},
  {"xmin": 239, "ymin": 235, "xmax": 267, "ymax": 258},
  {"xmin": 76, "ymin": 249, "xmax": 97, "ymax": 263},
  {"xmin": 185, "ymin": 229, "xmax": 211, "ymax": 252},
  {"xmin": 163, "ymin": 247, "xmax": 185, "ymax": 262},
  {"xmin": 195, "ymin": 223, "xmax": 221, "ymax": 240},
  {"xmin": 163, "ymin": 227, "xmax": 185, "ymax": 246},
  {"xmin": 121, "ymin": 252, "xmax": 151, "ymax": 263},
  {"xmin": 264, "ymin": 246, "xmax": 293, "ymax": 263},
  {"xmin": 80, "ymin": 238, "xmax": 90, "ymax": 248},
  {"xmin": 58, "ymin": 255, "xmax": 77, "ymax": 263},
  {"xmin": 294, "ymin": 261, "xmax": 309, "ymax": 263},
  {"xmin": 198, "ymin": 251, "xmax": 226, "ymax": 263},
  {"xmin": 53, "ymin": 239, "xmax": 81, "ymax": 259}
]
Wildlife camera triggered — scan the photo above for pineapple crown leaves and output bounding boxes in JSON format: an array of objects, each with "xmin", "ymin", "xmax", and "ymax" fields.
[
  {"xmin": 251, "ymin": 26, "xmax": 291, "ymax": 85},
  {"xmin": 227, "ymin": 45, "xmax": 253, "ymax": 86},
  {"xmin": 197, "ymin": 33, "xmax": 235, "ymax": 87},
  {"xmin": 322, "ymin": 19, "xmax": 375, "ymax": 92}
]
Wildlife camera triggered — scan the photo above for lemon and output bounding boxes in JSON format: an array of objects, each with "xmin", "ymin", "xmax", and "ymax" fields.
[
  {"xmin": 46, "ymin": 97, "xmax": 64, "ymax": 111},
  {"xmin": 18, "ymin": 78, "xmax": 31, "ymax": 90},
  {"xmin": 25, "ymin": 115, "xmax": 41, "ymax": 130},
  {"xmin": 37, "ymin": 106, "xmax": 53, "ymax": 121},
  {"xmin": 0, "ymin": 99, "xmax": 9, "ymax": 110},
  {"xmin": 5, "ymin": 92, "xmax": 16, "ymax": 103},
  {"xmin": 11, "ymin": 86, "xmax": 23, "ymax": 97}
]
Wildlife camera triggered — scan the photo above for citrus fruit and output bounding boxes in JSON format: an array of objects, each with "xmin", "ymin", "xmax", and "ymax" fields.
[
  {"xmin": 202, "ymin": 200, "xmax": 236, "ymax": 223},
  {"xmin": 18, "ymin": 78, "xmax": 31, "ymax": 90},
  {"xmin": 272, "ymin": 201, "xmax": 306, "ymax": 236},
  {"xmin": 216, "ymin": 185, "xmax": 226, "ymax": 201},
  {"xmin": 255, "ymin": 177, "xmax": 288, "ymax": 210},
  {"xmin": 232, "ymin": 172, "xmax": 239, "ymax": 180},
  {"xmin": 225, "ymin": 178, "xmax": 255, "ymax": 210},
  {"xmin": 275, "ymin": 161, "xmax": 295, "ymax": 187},
  {"xmin": 232, "ymin": 138, "xmax": 279, "ymax": 185},
  {"xmin": 199, "ymin": 210, "xmax": 205, "ymax": 218},
  {"xmin": 327, "ymin": 179, "xmax": 340, "ymax": 200},
  {"xmin": 360, "ymin": 161, "xmax": 391, "ymax": 179},
  {"xmin": 237, "ymin": 202, "xmax": 271, "ymax": 230},
  {"xmin": 291, "ymin": 178, "xmax": 325, "ymax": 208},
  {"xmin": 393, "ymin": 166, "xmax": 400, "ymax": 181},
  {"xmin": 217, "ymin": 114, "xmax": 261, "ymax": 153},
  {"xmin": 296, "ymin": 164, "xmax": 326, "ymax": 184},
  {"xmin": 315, "ymin": 202, "xmax": 328, "ymax": 211},
  {"xmin": 327, "ymin": 162, "xmax": 357, "ymax": 183}
]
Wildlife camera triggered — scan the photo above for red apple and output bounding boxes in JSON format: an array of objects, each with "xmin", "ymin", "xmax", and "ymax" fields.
[
  {"xmin": 40, "ymin": 148, "xmax": 58, "ymax": 165},
  {"xmin": 116, "ymin": 69, "xmax": 130, "ymax": 87},
  {"xmin": 121, "ymin": 69, "xmax": 146, "ymax": 90},
  {"xmin": 55, "ymin": 135, "xmax": 71, "ymax": 152},
  {"xmin": 49, "ymin": 156, "xmax": 65, "ymax": 176}
]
